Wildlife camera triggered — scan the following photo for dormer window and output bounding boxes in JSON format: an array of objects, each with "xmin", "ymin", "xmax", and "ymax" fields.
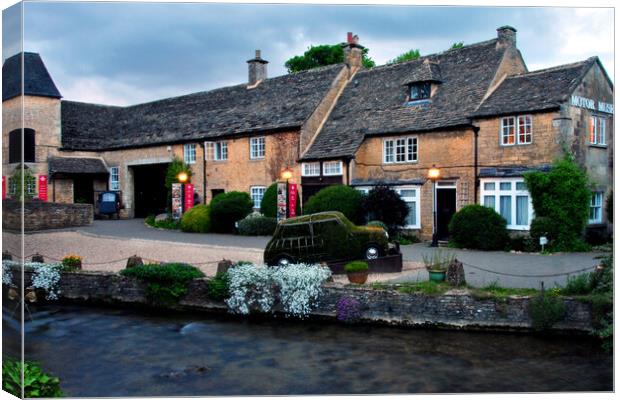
[{"xmin": 409, "ymin": 82, "xmax": 431, "ymax": 101}]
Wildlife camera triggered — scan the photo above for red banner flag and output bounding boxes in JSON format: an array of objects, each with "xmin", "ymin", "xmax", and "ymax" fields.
[
  {"xmin": 184, "ymin": 183, "xmax": 194, "ymax": 212},
  {"xmin": 288, "ymin": 183, "xmax": 298, "ymax": 218},
  {"xmin": 38, "ymin": 175, "xmax": 48, "ymax": 201}
]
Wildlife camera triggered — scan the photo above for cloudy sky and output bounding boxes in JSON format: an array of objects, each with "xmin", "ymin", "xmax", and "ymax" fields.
[{"xmin": 2, "ymin": 1, "xmax": 614, "ymax": 106}]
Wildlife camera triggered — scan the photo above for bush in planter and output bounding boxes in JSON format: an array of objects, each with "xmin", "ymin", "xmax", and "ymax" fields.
[
  {"xmin": 448, "ymin": 205, "xmax": 509, "ymax": 250},
  {"xmin": 120, "ymin": 263, "xmax": 204, "ymax": 305},
  {"xmin": 303, "ymin": 185, "xmax": 364, "ymax": 224},
  {"xmin": 361, "ymin": 185, "xmax": 409, "ymax": 234},
  {"xmin": 209, "ymin": 191, "xmax": 253, "ymax": 233},
  {"xmin": 180, "ymin": 204, "xmax": 211, "ymax": 233},
  {"xmin": 344, "ymin": 261, "xmax": 369, "ymax": 273},
  {"xmin": 260, "ymin": 183, "xmax": 302, "ymax": 218},
  {"xmin": 237, "ymin": 214, "xmax": 277, "ymax": 236},
  {"xmin": 61, "ymin": 254, "xmax": 82, "ymax": 270}
]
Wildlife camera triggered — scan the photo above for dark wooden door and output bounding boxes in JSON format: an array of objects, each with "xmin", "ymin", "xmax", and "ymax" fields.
[{"xmin": 436, "ymin": 188, "xmax": 456, "ymax": 240}]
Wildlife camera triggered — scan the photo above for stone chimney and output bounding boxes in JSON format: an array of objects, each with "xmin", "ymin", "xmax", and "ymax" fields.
[
  {"xmin": 342, "ymin": 32, "xmax": 365, "ymax": 69},
  {"xmin": 247, "ymin": 50, "xmax": 268, "ymax": 87},
  {"xmin": 496, "ymin": 26, "xmax": 517, "ymax": 47}
]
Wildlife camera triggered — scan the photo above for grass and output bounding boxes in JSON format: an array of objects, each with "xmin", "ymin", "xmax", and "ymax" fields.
[{"xmin": 470, "ymin": 282, "xmax": 538, "ymax": 300}]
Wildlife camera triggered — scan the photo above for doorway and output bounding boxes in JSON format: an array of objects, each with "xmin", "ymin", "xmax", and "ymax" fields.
[
  {"xmin": 73, "ymin": 176, "xmax": 95, "ymax": 204},
  {"xmin": 436, "ymin": 185, "xmax": 457, "ymax": 240},
  {"xmin": 132, "ymin": 163, "xmax": 169, "ymax": 218}
]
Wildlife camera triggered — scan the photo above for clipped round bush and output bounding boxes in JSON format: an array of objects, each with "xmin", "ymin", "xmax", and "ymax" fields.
[
  {"xmin": 367, "ymin": 220, "xmax": 388, "ymax": 232},
  {"xmin": 260, "ymin": 183, "xmax": 302, "ymax": 218},
  {"xmin": 237, "ymin": 214, "xmax": 277, "ymax": 236},
  {"xmin": 180, "ymin": 204, "xmax": 211, "ymax": 233},
  {"xmin": 209, "ymin": 191, "xmax": 253, "ymax": 233},
  {"xmin": 344, "ymin": 261, "xmax": 369, "ymax": 273},
  {"xmin": 303, "ymin": 185, "xmax": 364, "ymax": 223},
  {"xmin": 448, "ymin": 205, "xmax": 509, "ymax": 250}
]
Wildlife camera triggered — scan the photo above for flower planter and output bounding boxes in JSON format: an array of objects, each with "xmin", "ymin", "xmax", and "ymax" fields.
[
  {"xmin": 347, "ymin": 271, "xmax": 369, "ymax": 284},
  {"xmin": 428, "ymin": 270, "xmax": 446, "ymax": 282}
]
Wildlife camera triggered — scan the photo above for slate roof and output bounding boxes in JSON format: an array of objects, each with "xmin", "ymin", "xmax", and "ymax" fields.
[
  {"xmin": 61, "ymin": 64, "xmax": 344, "ymax": 150},
  {"xmin": 302, "ymin": 39, "xmax": 506, "ymax": 160},
  {"xmin": 48, "ymin": 157, "xmax": 109, "ymax": 176},
  {"xmin": 2, "ymin": 52, "xmax": 62, "ymax": 101},
  {"xmin": 478, "ymin": 164, "xmax": 552, "ymax": 178},
  {"xmin": 474, "ymin": 58, "xmax": 598, "ymax": 118}
]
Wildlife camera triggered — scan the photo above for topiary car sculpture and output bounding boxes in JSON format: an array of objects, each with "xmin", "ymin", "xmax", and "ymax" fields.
[{"xmin": 264, "ymin": 211, "xmax": 399, "ymax": 266}]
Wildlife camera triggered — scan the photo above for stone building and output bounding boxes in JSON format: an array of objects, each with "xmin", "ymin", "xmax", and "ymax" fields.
[{"xmin": 2, "ymin": 27, "xmax": 613, "ymax": 238}]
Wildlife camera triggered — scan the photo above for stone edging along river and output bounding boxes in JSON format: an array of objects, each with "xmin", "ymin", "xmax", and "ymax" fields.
[{"xmin": 17, "ymin": 269, "xmax": 595, "ymax": 333}]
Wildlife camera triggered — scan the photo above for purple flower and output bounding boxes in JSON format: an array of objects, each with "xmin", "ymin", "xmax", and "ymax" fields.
[{"xmin": 336, "ymin": 296, "xmax": 362, "ymax": 323}]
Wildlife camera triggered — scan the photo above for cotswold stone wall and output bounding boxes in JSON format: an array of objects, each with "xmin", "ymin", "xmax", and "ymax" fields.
[
  {"xmin": 17, "ymin": 270, "xmax": 594, "ymax": 333},
  {"xmin": 2, "ymin": 200, "xmax": 93, "ymax": 232}
]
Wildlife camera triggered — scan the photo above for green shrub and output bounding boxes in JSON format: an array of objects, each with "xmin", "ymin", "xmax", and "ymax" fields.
[
  {"xmin": 209, "ymin": 191, "xmax": 253, "ymax": 233},
  {"xmin": 507, "ymin": 236, "xmax": 538, "ymax": 252},
  {"xmin": 180, "ymin": 205, "xmax": 211, "ymax": 233},
  {"xmin": 529, "ymin": 292, "xmax": 566, "ymax": 330},
  {"xmin": 366, "ymin": 220, "xmax": 388, "ymax": 231},
  {"xmin": 394, "ymin": 232, "xmax": 420, "ymax": 245},
  {"xmin": 120, "ymin": 263, "xmax": 204, "ymax": 305},
  {"xmin": 361, "ymin": 185, "xmax": 409, "ymax": 234},
  {"xmin": 524, "ymin": 155, "xmax": 591, "ymax": 252},
  {"xmin": 344, "ymin": 261, "xmax": 369, "ymax": 273},
  {"xmin": 145, "ymin": 214, "xmax": 181, "ymax": 230},
  {"xmin": 448, "ymin": 204, "xmax": 509, "ymax": 250},
  {"xmin": 206, "ymin": 272, "xmax": 229, "ymax": 301},
  {"xmin": 260, "ymin": 183, "xmax": 301, "ymax": 218},
  {"xmin": 237, "ymin": 214, "xmax": 277, "ymax": 236},
  {"xmin": 559, "ymin": 273, "xmax": 593, "ymax": 295},
  {"xmin": 303, "ymin": 185, "xmax": 364, "ymax": 223},
  {"xmin": 529, "ymin": 216, "xmax": 555, "ymax": 243},
  {"xmin": 2, "ymin": 357, "xmax": 63, "ymax": 397}
]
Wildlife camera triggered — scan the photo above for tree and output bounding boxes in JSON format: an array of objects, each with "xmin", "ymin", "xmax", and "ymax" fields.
[
  {"xmin": 284, "ymin": 44, "xmax": 375, "ymax": 73},
  {"xmin": 450, "ymin": 42, "xmax": 464, "ymax": 49},
  {"xmin": 524, "ymin": 155, "xmax": 591, "ymax": 251},
  {"xmin": 386, "ymin": 49, "xmax": 421, "ymax": 65},
  {"xmin": 361, "ymin": 185, "xmax": 409, "ymax": 235}
]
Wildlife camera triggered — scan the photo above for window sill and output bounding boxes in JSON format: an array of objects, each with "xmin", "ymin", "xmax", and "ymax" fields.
[
  {"xmin": 323, "ymin": 173, "xmax": 343, "ymax": 177},
  {"xmin": 383, "ymin": 161, "xmax": 418, "ymax": 165},
  {"xmin": 589, "ymin": 144, "xmax": 608, "ymax": 149},
  {"xmin": 249, "ymin": 158, "xmax": 265, "ymax": 162}
]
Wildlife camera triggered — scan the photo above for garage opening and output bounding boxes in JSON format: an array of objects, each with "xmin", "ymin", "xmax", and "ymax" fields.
[{"xmin": 132, "ymin": 163, "xmax": 169, "ymax": 218}]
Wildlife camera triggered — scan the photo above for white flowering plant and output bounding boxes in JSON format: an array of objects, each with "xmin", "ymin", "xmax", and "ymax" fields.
[
  {"xmin": 2, "ymin": 260, "xmax": 63, "ymax": 300},
  {"xmin": 2, "ymin": 261, "xmax": 14, "ymax": 286},
  {"xmin": 226, "ymin": 263, "xmax": 331, "ymax": 318}
]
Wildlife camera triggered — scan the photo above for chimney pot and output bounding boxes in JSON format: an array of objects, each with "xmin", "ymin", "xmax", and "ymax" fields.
[
  {"xmin": 497, "ymin": 25, "xmax": 517, "ymax": 47},
  {"xmin": 347, "ymin": 32, "xmax": 353, "ymax": 43},
  {"xmin": 255, "ymin": 49, "xmax": 261, "ymax": 59},
  {"xmin": 342, "ymin": 33, "xmax": 364, "ymax": 69}
]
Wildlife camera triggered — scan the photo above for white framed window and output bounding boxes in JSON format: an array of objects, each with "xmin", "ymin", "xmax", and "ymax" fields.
[
  {"xmin": 502, "ymin": 115, "xmax": 533, "ymax": 146},
  {"xmin": 250, "ymin": 137, "xmax": 265, "ymax": 159},
  {"xmin": 480, "ymin": 178, "xmax": 533, "ymax": 230},
  {"xmin": 205, "ymin": 141, "xmax": 228, "ymax": 161},
  {"xmin": 184, "ymin": 143, "xmax": 196, "ymax": 164},
  {"xmin": 383, "ymin": 137, "xmax": 417, "ymax": 164},
  {"xmin": 590, "ymin": 116, "xmax": 606, "ymax": 146},
  {"xmin": 250, "ymin": 186, "xmax": 266, "ymax": 209},
  {"xmin": 394, "ymin": 186, "xmax": 421, "ymax": 229},
  {"xmin": 589, "ymin": 192, "xmax": 603, "ymax": 224},
  {"xmin": 109, "ymin": 166, "xmax": 120, "ymax": 190},
  {"xmin": 302, "ymin": 162, "xmax": 320, "ymax": 177},
  {"xmin": 323, "ymin": 161, "xmax": 343, "ymax": 176},
  {"xmin": 26, "ymin": 175, "xmax": 37, "ymax": 196}
]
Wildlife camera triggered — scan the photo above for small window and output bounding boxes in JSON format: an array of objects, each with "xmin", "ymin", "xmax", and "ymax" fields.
[
  {"xmin": 206, "ymin": 141, "xmax": 228, "ymax": 161},
  {"xmin": 589, "ymin": 192, "xmax": 603, "ymax": 224},
  {"xmin": 384, "ymin": 137, "xmax": 417, "ymax": 164},
  {"xmin": 502, "ymin": 115, "xmax": 533, "ymax": 146},
  {"xmin": 395, "ymin": 186, "xmax": 420, "ymax": 229},
  {"xmin": 517, "ymin": 115, "xmax": 532, "ymax": 144},
  {"xmin": 250, "ymin": 186, "xmax": 266, "ymax": 209},
  {"xmin": 8, "ymin": 128, "xmax": 35, "ymax": 164},
  {"xmin": 109, "ymin": 166, "xmax": 120, "ymax": 191},
  {"xmin": 590, "ymin": 116, "xmax": 606, "ymax": 146},
  {"xmin": 250, "ymin": 137, "xmax": 265, "ymax": 159},
  {"xmin": 302, "ymin": 162, "xmax": 320, "ymax": 177},
  {"xmin": 184, "ymin": 144, "xmax": 196, "ymax": 164},
  {"xmin": 501, "ymin": 117, "xmax": 516, "ymax": 145},
  {"xmin": 323, "ymin": 161, "xmax": 343, "ymax": 176},
  {"xmin": 409, "ymin": 82, "xmax": 431, "ymax": 101}
]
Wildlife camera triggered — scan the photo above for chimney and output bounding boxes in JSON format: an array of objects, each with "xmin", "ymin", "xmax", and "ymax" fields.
[
  {"xmin": 342, "ymin": 32, "xmax": 364, "ymax": 69},
  {"xmin": 247, "ymin": 49, "xmax": 268, "ymax": 87},
  {"xmin": 496, "ymin": 26, "xmax": 517, "ymax": 47}
]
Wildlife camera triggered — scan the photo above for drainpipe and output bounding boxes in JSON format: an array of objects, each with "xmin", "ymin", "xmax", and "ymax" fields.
[
  {"xmin": 473, "ymin": 126, "xmax": 480, "ymax": 204},
  {"xmin": 346, "ymin": 159, "xmax": 350, "ymax": 185},
  {"xmin": 203, "ymin": 142, "xmax": 207, "ymax": 204}
]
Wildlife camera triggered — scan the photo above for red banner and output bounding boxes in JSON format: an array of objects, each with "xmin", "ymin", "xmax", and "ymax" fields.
[
  {"xmin": 2, "ymin": 176, "xmax": 5, "ymax": 200},
  {"xmin": 288, "ymin": 183, "xmax": 298, "ymax": 218},
  {"xmin": 184, "ymin": 183, "xmax": 194, "ymax": 212},
  {"xmin": 38, "ymin": 175, "xmax": 48, "ymax": 201}
]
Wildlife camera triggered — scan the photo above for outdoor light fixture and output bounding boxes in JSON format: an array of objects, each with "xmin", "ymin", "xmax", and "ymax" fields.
[
  {"xmin": 281, "ymin": 167, "xmax": 294, "ymax": 181},
  {"xmin": 177, "ymin": 172, "xmax": 189, "ymax": 183},
  {"xmin": 428, "ymin": 164, "xmax": 440, "ymax": 247},
  {"xmin": 428, "ymin": 165, "xmax": 440, "ymax": 181}
]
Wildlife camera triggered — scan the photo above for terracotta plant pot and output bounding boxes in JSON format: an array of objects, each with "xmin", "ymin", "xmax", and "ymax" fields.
[
  {"xmin": 428, "ymin": 270, "xmax": 446, "ymax": 282},
  {"xmin": 347, "ymin": 271, "xmax": 369, "ymax": 284}
]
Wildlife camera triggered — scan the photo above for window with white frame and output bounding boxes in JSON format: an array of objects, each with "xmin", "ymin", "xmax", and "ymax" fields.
[
  {"xmin": 250, "ymin": 186, "xmax": 266, "ymax": 209},
  {"xmin": 480, "ymin": 178, "xmax": 533, "ymax": 230},
  {"xmin": 590, "ymin": 116, "xmax": 606, "ymax": 146},
  {"xmin": 250, "ymin": 137, "xmax": 265, "ymax": 159},
  {"xmin": 205, "ymin": 141, "xmax": 228, "ymax": 161},
  {"xmin": 302, "ymin": 162, "xmax": 320, "ymax": 177},
  {"xmin": 501, "ymin": 115, "xmax": 533, "ymax": 146},
  {"xmin": 26, "ymin": 175, "xmax": 37, "ymax": 196},
  {"xmin": 589, "ymin": 191, "xmax": 603, "ymax": 224},
  {"xmin": 184, "ymin": 143, "xmax": 196, "ymax": 164},
  {"xmin": 356, "ymin": 186, "xmax": 420, "ymax": 229},
  {"xmin": 323, "ymin": 161, "xmax": 343, "ymax": 176},
  {"xmin": 384, "ymin": 137, "xmax": 417, "ymax": 164},
  {"xmin": 109, "ymin": 166, "xmax": 120, "ymax": 190}
]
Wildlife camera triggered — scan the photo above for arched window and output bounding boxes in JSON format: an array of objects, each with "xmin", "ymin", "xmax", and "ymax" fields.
[{"xmin": 8, "ymin": 128, "xmax": 35, "ymax": 164}]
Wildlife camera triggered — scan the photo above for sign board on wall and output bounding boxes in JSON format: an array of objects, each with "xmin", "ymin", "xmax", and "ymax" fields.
[
  {"xmin": 184, "ymin": 183, "xmax": 194, "ymax": 212},
  {"xmin": 571, "ymin": 95, "xmax": 614, "ymax": 114},
  {"xmin": 276, "ymin": 182, "xmax": 287, "ymax": 222},
  {"xmin": 288, "ymin": 183, "xmax": 298, "ymax": 218},
  {"xmin": 38, "ymin": 175, "xmax": 48, "ymax": 201},
  {"xmin": 171, "ymin": 183, "xmax": 183, "ymax": 220}
]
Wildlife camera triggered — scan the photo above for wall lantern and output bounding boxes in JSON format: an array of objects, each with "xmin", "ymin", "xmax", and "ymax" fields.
[
  {"xmin": 177, "ymin": 172, "xmax": 189, "ymax": 183},
  {"xmin": 428, "ymin": 164, "xmax": 440, "ymax": 247},
  {"xmin": 428, "ymin": 165, "xmax": 440, "ymax": 181},
  {"xmin": 281, "ymin": 167, "xmax": 294, "ymax": 181}
]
